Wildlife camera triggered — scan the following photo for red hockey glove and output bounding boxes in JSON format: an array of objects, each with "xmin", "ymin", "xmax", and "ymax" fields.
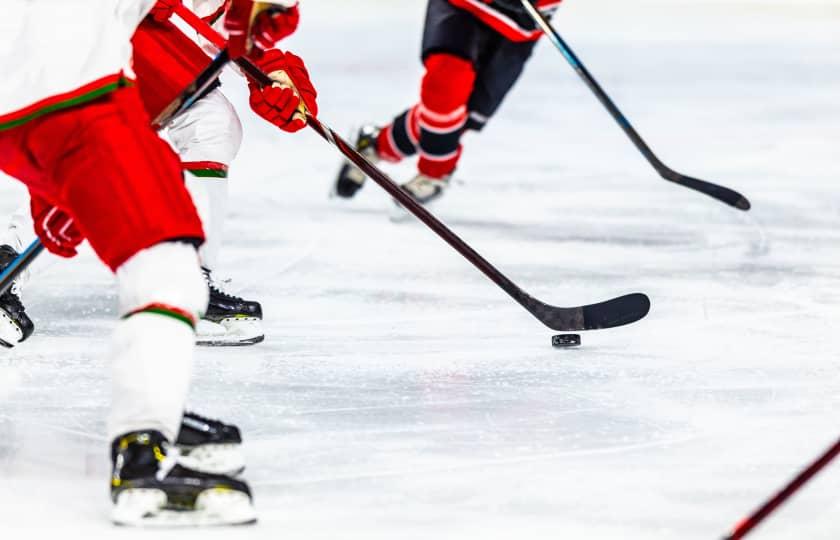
[
  {"xmin": 150, "ymin": 0, "xmax": 180, "ymax": 23},
  {"xmin": 30, "ymin": 195, "xmax": 84, "ymax": 258},
  {"xmin": 225, "ymin": 1, "xmax": 299, "ymax": 58},
  {"xmin": 248, "ymin": 49, "xmax": 318, "ymax": 133},
  {"xmin": 251, "ymin": 4, "xmax": 300, "ymax": 49}
]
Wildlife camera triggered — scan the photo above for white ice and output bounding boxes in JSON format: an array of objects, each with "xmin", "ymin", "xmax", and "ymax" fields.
[{"xmin": 2, "ymin": 1, "xmax": 840, "ymax": 538}]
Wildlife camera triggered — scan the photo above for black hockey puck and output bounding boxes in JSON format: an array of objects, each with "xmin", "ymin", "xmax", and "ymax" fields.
[{"xmin": 552, "ymin": 334, "xmax": 581, "ymax": 348}]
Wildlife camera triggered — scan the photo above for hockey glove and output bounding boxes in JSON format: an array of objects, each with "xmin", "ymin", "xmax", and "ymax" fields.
[
  {"xmin": 225, "ymin": 0, "xmax": 298, "ymax": 58},
  {"xmin": 252, "ymin": 3, "xmax": 300, "ymax": 49},
  {"xmin": 248, "ymin": 49, "xmax": 318, "ymax": 133},
  {"xmin": 30, "ymin": 195, "xmax": 84, "ymax": 258},
  {"xmin": 150, "ymin": 0, "xmax": 180, "ymax": 23}
]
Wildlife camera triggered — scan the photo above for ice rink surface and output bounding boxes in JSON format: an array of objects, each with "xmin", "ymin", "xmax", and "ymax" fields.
[{"xmin": 2, "ymin": 1, "xmax": 840, "ymax": 538}]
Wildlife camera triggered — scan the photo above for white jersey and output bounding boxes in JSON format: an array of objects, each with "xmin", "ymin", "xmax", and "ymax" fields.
[{"xmin": 0, "ymin": 0, "xmax": 155, "ymax": 130}]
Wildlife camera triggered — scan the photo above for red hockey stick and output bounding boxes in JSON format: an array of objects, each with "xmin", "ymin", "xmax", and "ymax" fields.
[{"xmin": 722, "ymin": 435, "xmax": 840, "ymax": 539}]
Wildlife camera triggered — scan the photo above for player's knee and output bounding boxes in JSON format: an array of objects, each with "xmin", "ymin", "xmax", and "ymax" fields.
[
  {"xmin": 220, "ymin": 94, "xmax": 244, "ymax": 160},
  {"xmin": 116, "ymin": 242, "xmax": 209, "ymax": 326},
  {"xmin": 421, "ymin": 53, "xmax": 476, "ymax": 113}
]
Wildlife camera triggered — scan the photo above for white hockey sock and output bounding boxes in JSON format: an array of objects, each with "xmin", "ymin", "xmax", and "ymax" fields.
[
  {"xmin": 107, "ymin": 242, "xmax": 208, "ymax": 442},
  {"xmin": 185, "ymin": 174, "xmax": 229, "ymax": 272}
]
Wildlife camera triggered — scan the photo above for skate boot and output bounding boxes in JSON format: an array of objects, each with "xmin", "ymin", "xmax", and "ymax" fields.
[
  {"xmin": 110, "ymin": 430, "xmax": 257, "ymax": 527},
  {"xmin": 196, "ymin": 268, "xmax": 264, "ymax": 346},
  {"xmin": 176, "ymin": 411, "xmax": 245, "ymax": 476},
  {"xmin": 332, "ymin": 124, "xmax": 381, "ymax": 199},
  {"xmin": 390, "ymin": 173, "xmax": 452, "ymax": 221},
  {"xmin": 0, "ymin": 244, "xmax": 34, "ymax": 348}
]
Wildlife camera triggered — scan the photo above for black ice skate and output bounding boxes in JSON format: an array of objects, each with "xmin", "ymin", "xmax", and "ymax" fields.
[
  {"xmin": 332, "ymin": 124, "xmax": 381, "ymax": 199},
  {"xmin": 390, "ymin": 173, "xmax": 452, "ymax": 222},
  {"xmin": 111, "ymin": 430, "xmax": 256, "ymax": 527},
  {"xmin": 176, "ymin": 411, "xmax": 245, "ymax": 476},
  {"xmin": 0, "ymin": 244, "xmax": 34, "ymax": 348},
  {"xmin": 197, "ymin": 269, "xmax": 264, "ymax": 347}
]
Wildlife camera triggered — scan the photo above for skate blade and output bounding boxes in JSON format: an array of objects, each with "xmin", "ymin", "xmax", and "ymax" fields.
[
  {"xmin": 196, "ymin": 318, "xmax": 264, "ymax": 347},
  {"xmin": 113, "ymin": 488, "xmax": 257, "ymax": 527},
  {"xmin": 0, "ymin": 308, "xmax": 23, "ymax": 348},
  {"xmin": 178, "ymin": 443, "xmax": 246, "ymax": 477}
]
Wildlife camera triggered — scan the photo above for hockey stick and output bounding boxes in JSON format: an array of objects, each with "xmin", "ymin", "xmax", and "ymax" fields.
[
  {"xmin": 721, "ymin": 435, "xmax": 840, "ymax": 540},
  {"xmin": 1, "ymin": 46, "xmax": 235, "ymax": 298},
  {"xmin": 0, "ymin": 240, "xmax": 44, "ymax": 298},
  {"xmin": 152, "ymin": 48, "xmax": 232, "ymax": 128},
  {"xmin": 519, "ymin": 0, "xmax": 750, "ymax": 211},
  {"xmin": 175, "ymin": 5, "xmax": 651, "ymax": 331}
]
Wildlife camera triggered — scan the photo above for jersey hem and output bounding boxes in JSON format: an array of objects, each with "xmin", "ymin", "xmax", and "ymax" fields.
[{"xmin": 0, "ymin": 74, "xmax": 131, "ymax": 132}]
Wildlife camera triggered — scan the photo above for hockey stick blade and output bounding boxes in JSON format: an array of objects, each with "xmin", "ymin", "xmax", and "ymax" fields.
[
  {"xmin": 515, "ymin": 290, "xmax": 650, "ymax": 331},
  {"xmin": 660, "ymin": 168, "xmax": 751, "ymax": 210}
]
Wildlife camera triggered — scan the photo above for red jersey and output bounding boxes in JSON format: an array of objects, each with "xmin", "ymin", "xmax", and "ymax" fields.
[{"xmin": 447, "ymin": 0, "xmax": 562, "ymax": 42}]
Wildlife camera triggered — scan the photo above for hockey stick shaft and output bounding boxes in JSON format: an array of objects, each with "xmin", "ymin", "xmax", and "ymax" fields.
[
  {"xmin": 175, "ymin": 6, "xmax": 650, "ymax": 331},
  {"xmin": 0, "ymin": 240, "xmax": 44, "ymax": 298},
  {"xmin": 152, "ymin": 48, "xmax": 232, "ymax": 129},
  {"xmin": 519, "ymin": 1, "xmax": 750, "ymax": 211},
  {"xmin": 722, "ymin": 435, "xmax": 840, "ymax": 540}
]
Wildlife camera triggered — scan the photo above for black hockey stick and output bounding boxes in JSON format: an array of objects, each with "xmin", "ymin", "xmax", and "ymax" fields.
[
  {"xmin": 0, "ymin": 239, "xmax": 44, "ymax": 298},
  {"xmin": 306, "ymin": 119, "xmax": 650, "ymax": 330},
  {"xmin": 179, "ymin": 18, "xmax": 650, "ymax": 331},
  {"xmin": 519, "ymin": 0, "xmax": 750, "ymax": 211},
  {"xmin": 152, "ymin": 48, "xmax": 232, "ymax": 129},
  {"xmin": 721, "ymin": 435, "xmax": 840, "ymax": 540}
]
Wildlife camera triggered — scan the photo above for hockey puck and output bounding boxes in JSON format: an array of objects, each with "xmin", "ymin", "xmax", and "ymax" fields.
[{"xmin": 552, "ymin": 334, "xmax": 581, "ymax": 348}]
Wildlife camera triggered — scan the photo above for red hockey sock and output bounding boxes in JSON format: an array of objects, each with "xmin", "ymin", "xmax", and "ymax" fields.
[{"xmin": 416, "ymin": 53, "xmax": 476, "ymax": 178}]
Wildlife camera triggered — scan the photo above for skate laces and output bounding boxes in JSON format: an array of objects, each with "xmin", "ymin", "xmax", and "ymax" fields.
[
  {"xmin": 204, "ymin": 269, "xmax": 245, "ymax": 302},
  {"xmin": 155, "ymin": 444, "xmax": 182, "ymax": 481}
]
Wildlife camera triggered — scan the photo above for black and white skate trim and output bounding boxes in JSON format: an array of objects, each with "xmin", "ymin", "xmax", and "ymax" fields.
[
  {"xmin": 198, "ymin": 269, "xmax": 264, "ymax": 347},
  {"xmin": 111, "ymin": 431, "xmax": 256, "ymax": 527},
  {"xmin": 196, "ymin": 317, "xmax": 265, "ymax": 347},
  {"xmin": 0, "ymin": 306, "xmax": 24, "ymax": 348},
  {"xmin": 176, "ymin": 412, "xmax": 245, "ymax": 477},
  {"xmin": 0, "ymin": 244, "xmax": 35, "ymax": 347}
]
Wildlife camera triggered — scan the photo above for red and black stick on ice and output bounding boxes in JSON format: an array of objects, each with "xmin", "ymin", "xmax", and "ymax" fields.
[
  {"xmin": 721, "ymin": 435, "xmax": 840, "ymax": 539},
  {"xmin": 175, "ymin": 4, "xmax": 650, "ymax": 332},
  {"xmin": 519, "ymin": 0, "xmax": 750, "ymax": 211}
]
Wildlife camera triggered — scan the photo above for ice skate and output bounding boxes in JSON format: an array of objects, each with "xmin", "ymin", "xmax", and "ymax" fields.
[
  {"xmin": 197, "ymin": 269, "xmax": 264, "ymax": 346},
  {"xmin": 176, "ymin": 411, "xmax": 245, "ymax": 476},
  {"xmin": 0, "ymin": 244, "xmax": 34, "ymax": 348},
  {"xmin": 390, "ymin": 173, "xmax": 452, "ymax": 222},
  {"xmin": 331, "ymin": 124, "xmax": 381, "ymax": 199},
  {"xmin": 111, "ymin": 430, "xmax": 256, "ymax": 527}
]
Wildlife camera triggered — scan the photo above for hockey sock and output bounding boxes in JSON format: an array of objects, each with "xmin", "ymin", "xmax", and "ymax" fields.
[
  {"xmin": 108, "ymin": 241, "xmax": 208, "ymax": 442},
  {"xmin": 416, "ymin": 53, "xmax": 476, "ymax": 178}
]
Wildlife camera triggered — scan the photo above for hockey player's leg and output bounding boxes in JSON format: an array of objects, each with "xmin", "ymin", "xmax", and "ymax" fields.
[
  {"xmin": 466, "ymin": 36, "xmax": 538, "ymax": 133},
  {"xmin": 166, "ymin": 89, "xmax": 264, "ymax": 347},
  {"xmin": 109, "ymin": 243, "xmax": 253, "ymax": 526},
  {"xmin": 402, "ymin": 53, "xmax": 476, "ymax": 204},
  {"xmin": 2, "ymin": 86, "xmax": 256, "ymax": 526}
]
